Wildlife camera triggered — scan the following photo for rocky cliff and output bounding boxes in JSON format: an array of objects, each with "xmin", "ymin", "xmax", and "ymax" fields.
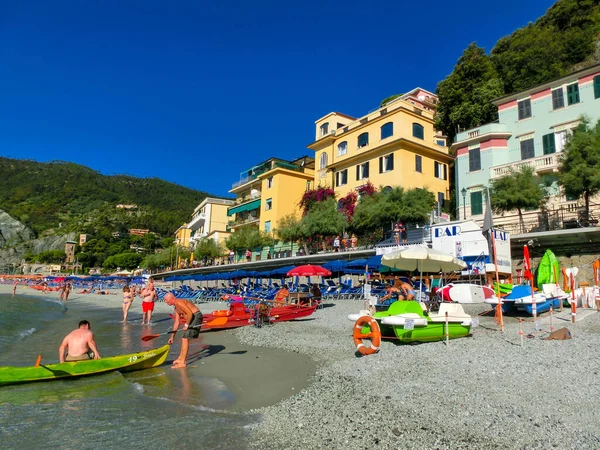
[{"xmin": 0, "ymin": 209, "xmax": 75, "ymax": 267}]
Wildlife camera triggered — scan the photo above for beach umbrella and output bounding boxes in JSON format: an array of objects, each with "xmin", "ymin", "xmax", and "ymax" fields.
[
  {"xmin": 381, "ymin": 247, "xmax": 467, "ymax": 300},
  {"xmin": 287, "ymin": 265, "xmax": 332, "ymax": 277},
  {"xmin": 322, "ymin": 260, "xmax": 348, "ymax": 273},
  {"xmin": 346, "ymin": 259, "xmax": 368, "ymax": 269}
]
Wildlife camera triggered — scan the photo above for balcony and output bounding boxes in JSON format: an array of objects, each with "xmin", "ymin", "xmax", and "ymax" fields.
[
  {"xmin": 490, "ymin": 153, "xmax": 560, "ymax": 180},
  {"xmin": 454, "ymin": 123, "xmax": 509, "ymax": 143},
  {"xmin": 187, "ymin": 212, "xmax": 206, "ymax": 231},
  {"xmin": 227, "ymin": 215, "xmax": 260, "ymax": 230},
  {"xmin": 231, "ymin": 161, "xmax": 307, "ymax": 190}
]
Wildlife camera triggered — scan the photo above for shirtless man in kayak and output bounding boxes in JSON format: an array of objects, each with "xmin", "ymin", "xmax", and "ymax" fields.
[
  {"xmin": 164, "ymin": 293, "xmax": 203, "ymax": 369},
  {"xmin": 59, "ymin": 320, "xmax": 101, "ymax": 363}
]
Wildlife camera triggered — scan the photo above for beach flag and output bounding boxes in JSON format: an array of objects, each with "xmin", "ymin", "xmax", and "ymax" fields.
[{"xmin": 523, "ymin": 245, "xmax": 533, "ymax": 280}]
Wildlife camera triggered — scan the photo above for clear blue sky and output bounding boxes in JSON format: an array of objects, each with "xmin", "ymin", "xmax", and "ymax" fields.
[{"xmin": 0, "ymin": 0, "xmax": 555, "ymax": 197}]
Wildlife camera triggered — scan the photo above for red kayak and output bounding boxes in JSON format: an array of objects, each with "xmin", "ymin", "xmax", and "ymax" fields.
[{"xmin": 170, "ymin": 300, "xmax": 318, "ymax": 330}]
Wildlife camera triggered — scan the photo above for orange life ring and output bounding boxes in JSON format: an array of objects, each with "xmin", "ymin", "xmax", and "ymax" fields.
[
  {"xmin": 213, "ymin": 310, "xmax": 233, "ymax": 317},
  {"xmin": 353, "ymin": 315, "xmax": 381, "ymax": 355}
]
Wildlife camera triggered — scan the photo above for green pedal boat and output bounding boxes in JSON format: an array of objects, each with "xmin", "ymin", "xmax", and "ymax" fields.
[
  {"xmin": 0, "ymin": 344, "xmax": 170, "ymax": 386},
  {"xmin": 350, "ymin": 301, "xmax": 473, "ymax": 344}
]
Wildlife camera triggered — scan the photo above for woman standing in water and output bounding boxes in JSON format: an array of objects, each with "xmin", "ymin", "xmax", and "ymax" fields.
[{"xmin": 121, "ymin": 285, "xmax": 134, "ymax": 322}]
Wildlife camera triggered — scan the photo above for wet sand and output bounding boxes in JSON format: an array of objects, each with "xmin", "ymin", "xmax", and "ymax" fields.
[{"xmin": 2, "ymin": 284, "xmax": 316, "ymax": 412}]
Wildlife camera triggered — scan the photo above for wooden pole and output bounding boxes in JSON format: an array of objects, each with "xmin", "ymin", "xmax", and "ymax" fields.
[{"xmin": 570, "ymin": 273, "xmax": 576, "ymax": 324}]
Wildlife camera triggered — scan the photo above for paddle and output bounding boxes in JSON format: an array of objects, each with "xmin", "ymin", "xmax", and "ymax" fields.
[
  {"xmin": 141, "ymin": 317, "xmax": 228, "ymax": 342},
  {"xmin": 35, "ymin": 354, "xmax": 42, "ymax": 368}
]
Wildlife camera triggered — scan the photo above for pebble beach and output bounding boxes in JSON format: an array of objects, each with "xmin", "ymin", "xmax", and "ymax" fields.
[{"xmin": 4, "ymin": 284, "xmax": 600, "ymax": 449}]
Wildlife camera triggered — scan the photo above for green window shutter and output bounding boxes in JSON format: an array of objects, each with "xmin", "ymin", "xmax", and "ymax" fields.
[
  {"xmin": 567, "ymin": 83, "xmax": 580, "ymax": 105},
  {"xmin": 542, "ymin": 133, "xmax": 555, "ymax": 155},
  {"xmin": 594, "ymin": 75, "xmax": 600, "ymax": 99},
  {"xmin": 470, "ymin": 191, "xmax": 483, "ymax": 215}
]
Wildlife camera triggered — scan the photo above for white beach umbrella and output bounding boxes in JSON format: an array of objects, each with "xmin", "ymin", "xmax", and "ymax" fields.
[
  {"xmin": 381, "ymin": 247, "xmax": 467, "ymax": 273},
  {"xmin": 382, "ymin": 247, "xmax": 467, "ymax": 301}
]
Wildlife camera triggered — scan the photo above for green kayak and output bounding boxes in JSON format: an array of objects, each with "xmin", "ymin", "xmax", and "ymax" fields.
[{"xmin": 0, "ymin": 344, "xmax": 170, "ymax": 386}]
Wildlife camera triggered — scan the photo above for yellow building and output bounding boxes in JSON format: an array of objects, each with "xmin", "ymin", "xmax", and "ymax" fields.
[
  {"xmin": 308, "ymin": 88, "xmax": 452, "ymax": 210},
  {"xmin": 228, "ymin": 156, "xmax": 314, "ymax": 235},
  {"xmin": 174, "ymin": 224, "xmax": 191, "ymax": 249},
  {"xmin": 187, "ymin": 197, "xmax": 235, "ymax": 249}
]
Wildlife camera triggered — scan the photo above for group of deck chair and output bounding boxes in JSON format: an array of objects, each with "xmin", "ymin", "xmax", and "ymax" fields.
[{"xmin": 155, "ymin": 279, "xmax": 370, "ymax": 304}]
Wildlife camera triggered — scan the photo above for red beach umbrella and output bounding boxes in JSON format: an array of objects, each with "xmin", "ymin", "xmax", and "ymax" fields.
[
  {"xmin": 523, "ymin": 245, "xmax": 533, "ymax": 280},
  {"xmin": 286, "ymin": 264, "xmax": 332, "ymax": 277}
]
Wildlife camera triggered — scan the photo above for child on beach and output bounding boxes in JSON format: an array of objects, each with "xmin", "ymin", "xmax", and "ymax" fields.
[{"xmin": 121, "ymin": 286, "xmax": 134, "ymax": 323}]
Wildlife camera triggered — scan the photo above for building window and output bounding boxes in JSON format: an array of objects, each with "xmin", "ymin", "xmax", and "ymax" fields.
[
  {"xmin": 552, "ymin": 88, "xmax": 564, "ymax": 110},
  {"xmin": 436, "ymin": 139, "xmax": 445, "ymax": 147},
  {"xmin": 520, "ymin": 138, "xmax": 535, "ymax": 160},
  {"xmin": 380, "ymin": 122, "xmax": 393, "ymax": 140},
  {"xmin": 379, "ymin": 154, "xmax": 394, "ymax": 173},
  {"xmin": 437, "ymin": 192, "xmax": 445, "ymax": 213},
  {"xmin": 320, "ymin": 122, "xmax": 329, "ymax": 137},
  {"xmin": 319, "ymin": 153, "xmax": 328, "ymax": 169},
  {"xmin": 594, "ymin": 75, "xmax": 600, "ymax": 99},
  {"xmin": 468, "ymin": 147, "xmax": 481, "ymax": 172},
  {"xmin": 356, "ymin": 162, "xmax": 369, "ymax": 180},
  {"xmin": 434, "ymin": 162, "xmax": 447, "ymax": 180},
  {"xmin": 337, "ymin": 122, "xmax": 344, "ymax": 129},
  {"xmin": 555, "ymin": 131, "xmax": 567, "ymax": 153},
  {"xmin": 518, "ymin": 99, "xmax": 532, "ymax": 120},
  {"xmin": 542, "ymin": 133, "xmax": 556, "ymax": 155},
  {"xmin": 567, "ymin": 83, "xmax": 580, "ymax": 105},
  {"xmin": 357, "ymin": 132, "xmax": 369, "ymax": 148},
  {"xmin": 337, "ymin": 141, "xmax": 348, "ymax": 156},
  {"xmin": 265, "ymin": 198, "xmax": 272, "ymax": 210},
  {"xmin": 267, "ymin": 177, "xmax": 273, "ymax": 188},
  {"xmin": 415, "ymin": 155, "xmax": 422, "ymax": 173},
  {"xmin": 470, "ymin": 191, "xmax": 483, "ymax": 216},
  {"xmin": 335, "ymin": 169, "xmax": 348, "ymax": 187},
  {"xmin": 264, "ymin": 221, "xmax": 271, "ymax": 233},
  {"xmin": 412, "ymin": 123, "xmax": 424, "ymax": 140}
]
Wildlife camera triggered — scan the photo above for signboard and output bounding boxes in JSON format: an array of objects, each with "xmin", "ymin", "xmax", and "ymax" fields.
[{"xmin": 431, "ymin": 220, "xmax": 512, "ymax": 275}]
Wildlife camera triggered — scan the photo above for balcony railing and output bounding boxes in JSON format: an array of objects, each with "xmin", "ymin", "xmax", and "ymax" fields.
[
  {"xmin": 490, "ymin": 153, "xmax": 560, "ymax": 179},
  {"xmin": 490, "ymin": 203, "xmax": 600, "ymax": 235}
]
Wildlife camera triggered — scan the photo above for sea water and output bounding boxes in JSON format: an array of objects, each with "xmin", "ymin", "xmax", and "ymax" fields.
[{"xmin": 0, "ymin": 294, "xmax": 254, "ymax": 449}]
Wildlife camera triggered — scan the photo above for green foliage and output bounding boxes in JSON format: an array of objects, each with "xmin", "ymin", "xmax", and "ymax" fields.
[
  {"xmin": 380, "ymin": 94, "xmax": 403, "ymax": 107},
  {"xmin": 490, "ymin": 166, "xmax": 546, "ymax": 228},
  {"xmin": 435, "ymin": 43, "xmax": 504, "ymax": 145},
  {"xmin": 102, "ymin": 252, "xmax": 144, "ymax": 270},
  {"xmin": 436, "ymin": 0, "xmax": 600, "ymax": 143},
  {"xmin": 492, "ymin": 0, "xmax": 600, "ymax": 93},
  {"xmin": 0, "ymin": 157, "xmax": 216, "ymax": 237},
  {"xmin": 276, "ymin": 214, "xmax": 306, "ymax": 244},
  {"xmin": 558, "ymin": 118, "xmax": 600, "ymax": 215},
  {"xmin": 224, "ymin": 226, "xmax": 270, "ymax": 253},
  {"xmin": 26, "ymin": 249, "xmax": 66, "ymax": 264},
  {"xmin": 302, "ymin": 199, "xmax": 347, "ymax": 238},
  {"xmin": 141, "ymin": 248, "xmax": 172, "ymax": 271},
  {"xmin": 352, "ymin": 187, "xmax": 435, "ymax": 234},
  {"xmin": 194, "ymin": 239, "xmax": 225, "ymax": 261}
]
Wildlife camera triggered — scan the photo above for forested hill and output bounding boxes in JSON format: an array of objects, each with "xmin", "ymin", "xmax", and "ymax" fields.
[
  {"xmin": 435, "ymin": 0, "xmax": 600, "ymax": 145},
  {"xmin": 0, "ymin": 157, "xmax": 219, "ymax": 238}
]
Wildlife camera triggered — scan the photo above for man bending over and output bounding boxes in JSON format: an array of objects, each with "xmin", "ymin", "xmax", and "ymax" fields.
[
  {"xmin": 165, "ymin": 293, "xmax": 203, "ymax": 369},
  {"xmin": 59, "ymin": 320, "xmax": 101, "ymax": 363}
]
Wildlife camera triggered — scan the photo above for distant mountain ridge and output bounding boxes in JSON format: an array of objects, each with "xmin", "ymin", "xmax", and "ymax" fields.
[{"xmin": 0, "ymin": 157, "xmax": 220, "ymax": 240}]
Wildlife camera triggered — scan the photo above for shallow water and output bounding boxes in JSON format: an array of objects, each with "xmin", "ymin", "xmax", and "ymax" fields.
[{"xmin": 0, "ymin": 294, "xmax": 256, "ymax": 449}]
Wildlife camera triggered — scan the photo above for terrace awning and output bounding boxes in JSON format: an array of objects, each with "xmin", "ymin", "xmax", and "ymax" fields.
[{"xmin": 227, "ymin": 199, "xmax": 261, "ymax": 217}]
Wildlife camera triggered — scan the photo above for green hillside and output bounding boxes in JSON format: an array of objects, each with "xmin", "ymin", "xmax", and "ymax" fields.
[
  {"xmin": 435, "ymin": 0, "xmax": 600, "ymax": 144},
  {"xmin": 0, "ymin": 157, "xmax": 220, "ymax": 238}
]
